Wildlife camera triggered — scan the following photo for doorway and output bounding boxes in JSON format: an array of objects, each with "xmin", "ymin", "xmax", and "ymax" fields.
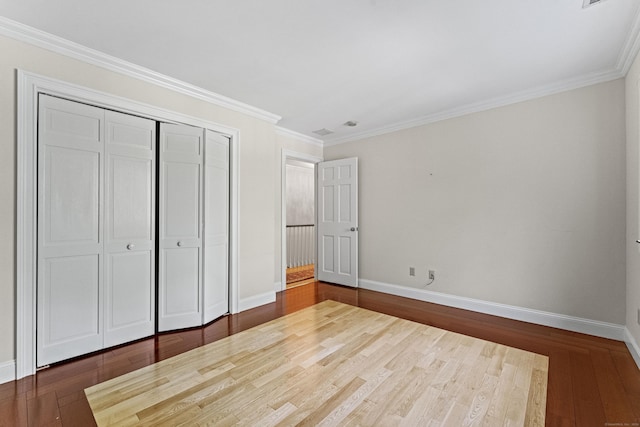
[
  {"xmin": 285, "ymin": 159, "xmax": 315, "ymax": 288},
  {"xmin": 280, "ymin": 150, "xmax": 322, "ymax": 291}
]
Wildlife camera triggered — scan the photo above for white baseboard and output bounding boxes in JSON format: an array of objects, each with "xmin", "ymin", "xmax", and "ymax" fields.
[
  {"xmin": 0, "ymin": 359, "xmax": 15, "ymax": 385},
  {"xmin": 359, "ymin": 279, "xmax": 626, "ymax": 341},
  {"xmin": 274, "ymin": 281, "xmax": 283, "ymax": 292},
  {"xmin": 624, "ymin": 328, "xmax": 640, "ymax": 370},
  {"xmin": 238, "ymin": 291, "xmax": 276, "ymax": 313}
]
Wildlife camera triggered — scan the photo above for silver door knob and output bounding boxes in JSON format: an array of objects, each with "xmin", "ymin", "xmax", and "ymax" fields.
[
  {"xmin": 126, "ymin": 243, "xmax": 134, "ymax": 250},
  {"xmin": 177, "ymin": 241, "xmax": 183, "ymax": 247}
]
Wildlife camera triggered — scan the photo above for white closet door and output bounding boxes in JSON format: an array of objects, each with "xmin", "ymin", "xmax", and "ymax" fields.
[
  {"xmin": 203, "ymin": 130, "xmax": 229, "ymax": 324},
  {"xmin": 104, "ymin": 111, "xmax": 156, "ymax": 347},
  {"xmin": 158, "ymin": 123, "xmax": 204, "ymax": 331},
  {"xmin": 37, "ymin": 95, "xmax": 105, "ymax": 366}
]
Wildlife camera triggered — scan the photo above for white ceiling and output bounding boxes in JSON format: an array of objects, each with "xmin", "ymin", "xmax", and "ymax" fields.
[{"xmin": 1, "ymin": 0, "xmax": 639, "ymax": 144}]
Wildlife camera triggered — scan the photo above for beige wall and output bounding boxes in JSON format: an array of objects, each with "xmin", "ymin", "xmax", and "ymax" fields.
[
  {"xmin": 273, "ymin": 133, "xmax": 323, "ymax": 285},
  {"xmin": 0, "ymin": 34, "xmax": 278, "ymax": 364},
  {"xmin": 626, "ymin": 53, "xmax": 640, "ymax": 346},
  {"xmin": 325, "ymin": 80, "xmax": 626, "ymax": 324}
]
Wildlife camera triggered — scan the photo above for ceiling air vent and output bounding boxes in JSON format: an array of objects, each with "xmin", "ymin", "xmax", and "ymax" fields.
[
  {"xmin": 313, "ymin": 128, "xmax": 334, "ymax": 136},
  {"xmin": 583, "ymin": 0, "xmax": 608, "ymax": 8}
]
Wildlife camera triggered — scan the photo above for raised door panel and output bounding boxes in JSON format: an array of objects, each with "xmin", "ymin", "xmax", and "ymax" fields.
[
  {"xmin": 158, "ymin": 123, "xmax": 204, "ymax": 331},
  {"xmin": 163, "ymin": 162, "xmax": 201, "ymax": 240},
  {"xmin": 37, "ymin": 95, "xmax": 104, "ymax": 366},
  {"xmin": 161, "ymin": 248, "xmax": 200, "ymax": 320},
  {"xmin": 38, "ymin": 255, "xmax": 102, "ymax": 365},
  {"xmin": 104, "ymin": 111, "xmax": 155, "ymax": 347},
  {"xmin": 43, "ymin": 147, "xmax": 100, "ymax": 248}
]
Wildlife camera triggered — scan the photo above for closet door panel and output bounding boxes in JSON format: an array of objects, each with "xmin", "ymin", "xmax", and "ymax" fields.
[
  {"xmin": 104, "ymin": 111, "xmax": 155, "ymax": 347},
  {"xmin": 37, "ymin": 95, "xmax": 104, "ymax": 366},
  {"xmin": 163, "ymin": 161, "xmax": 201, "ymax": 240},
  {"xmin": 162, "ymin": 248, "xmax": 200, "ymax": 315},
  {"xmin": 159, "ymin": 123, "xmax": 204, "ymax": 331},
  {"xmin": 203, "ymin": 130, "xmax": 229, "ymax": 324}
]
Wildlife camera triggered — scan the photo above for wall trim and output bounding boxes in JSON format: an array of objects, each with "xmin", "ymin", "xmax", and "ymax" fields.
[
  {"xmin": 325, "ymin": 69, "xmax": 623, "ymax": 146},
  {"xmin": 274, "ymin": 281, "xmax": 282, "ymax": 293},
  {"xmin": 617, "ymin": 3, "xmax": 640, "ymax": 75},
  {"xmin": 238, "ymin": 291, "xmax": 276, "ymax": 312},
  {"xmin": 16, "ymin": 70, "xmax": 241, "ymax": 380},
  {"xmin": 359, "ymin": 279, "xmax": 626, "ymax": 341},
  {"xmin": 0, "ymin": 360, "xmax": 15, "ymax": 385},
  {"xmin": 275, "ymin": 126, "xmax": 324, "ymax": 147},
  {"xmin": 625, "ymin": 328, "xmax": 640, "ymax": 370},
  {"xmin": 0, "ymin": 16, "xmax": 281, "ymax": 125}
]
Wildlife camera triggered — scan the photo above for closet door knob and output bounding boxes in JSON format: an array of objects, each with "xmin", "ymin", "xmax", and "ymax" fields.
[
  {"xmin": 126, "ymin": 243, "xmax": 134, "ymax": 250},
  {"xmin": 177, "ymin": 241, "xmax": 183, "ymax": 247}
]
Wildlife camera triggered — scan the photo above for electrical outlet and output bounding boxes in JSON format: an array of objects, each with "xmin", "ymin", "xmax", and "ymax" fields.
[
  {"xmin": 429, "ymin": 270, "xmax": 435, "ymax": 280},
  {"xmin": 409, "ymin": 267, "xmax": 415, "ymax": 276}
]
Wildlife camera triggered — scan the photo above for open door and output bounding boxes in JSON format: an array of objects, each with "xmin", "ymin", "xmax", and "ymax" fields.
[
  {"xmin": 203, "ymin": 129, "xmax": 230, "ymax": 323},
  {"xmin": 316, "ymin": 158, "xmax": 358, "ymax": 287}
]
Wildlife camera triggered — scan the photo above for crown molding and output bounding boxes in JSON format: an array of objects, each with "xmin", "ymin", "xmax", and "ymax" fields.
[
  {"xmin": 324, "ymin": 6, "xmax": 640, "ymax": 147},
  {"xmin": 0, "ymin": 16, "xmax": 281, "ymax": 124},
  {"xmin": 324, "ymin": 68, "xmax": 624, "ymax": 147},
  {"xmin": 275, "ymin": 126, "xmax": 324, "ymax": 147},
  {"xmin": 616, "ymin": 3, "xmax": 640, "ymax": 75}
]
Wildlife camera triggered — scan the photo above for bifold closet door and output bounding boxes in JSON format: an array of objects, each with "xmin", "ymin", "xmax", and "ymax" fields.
[
  {"xmin": 203, "ymin": 130, "xmax": 230, "ymax": 324},
  {"xmin": 37, "ymin": 95, "xmax": 156, "ymax": 366},
  {"xmin": 158, "ymin": 123, "xmax": 204, "ymax": 331},
  {"xmin": 104, "ymin": 111, "xmax": 156, "ymax": 347},
  {"xmin": 37, "ymin": 95, "xmax": 105, "ymax": 366}
]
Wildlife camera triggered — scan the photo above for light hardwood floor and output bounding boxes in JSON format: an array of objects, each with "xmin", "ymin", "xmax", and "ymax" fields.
[{"xmin": 85, "ymin": 301, "xmax": 548, "ymax": 426}]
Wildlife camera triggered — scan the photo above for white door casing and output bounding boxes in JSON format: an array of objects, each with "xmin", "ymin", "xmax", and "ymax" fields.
[
  {"xmin": 279, "ymin": 150, "xmax": 323, "ymax": 293},
  {"xmin": 203, "ymin": 130, "xmax": 230, "ymax": 323},
  {"xmin": 37, "ymin": 95, "xmax": 105, "ymax": 366},
  {"xmin": 316, "ymin": 158, "xmax": 359, "ymax": 287},
  {"xmin": 18, "ymin": 70, "xmax": 241, "ymax": 379},
  {"xmin": 104, "ymin": 110, "xmax": 156, "ymax": 347},
  {"xmin": 158, "ymin": 123, "xmax": 204, "ymax": 331}
]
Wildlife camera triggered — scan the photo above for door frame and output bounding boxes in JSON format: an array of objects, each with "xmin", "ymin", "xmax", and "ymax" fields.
[
  {"xmin": 16, "ymin": 70, "xmax": 240, "ymax": 379},
  {"xmin": 280, "ymin": 149, "xmax": 323, "ymax": 292}
]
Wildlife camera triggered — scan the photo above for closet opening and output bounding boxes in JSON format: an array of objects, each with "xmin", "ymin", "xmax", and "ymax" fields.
[{"xmin": 17, "ymin": 70, "xmax": 239, "ymax": 378}]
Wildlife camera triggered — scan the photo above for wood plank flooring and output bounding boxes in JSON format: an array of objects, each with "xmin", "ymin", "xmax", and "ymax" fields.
[
  {"xmin": 85, "ymin": 301, "xmax": 548, "ymax": 426},
  {"xmin": 0, "ymin": 281, "xmax": 639, "ymax": 426},
  {"xmin": 286, "ymin": 264, "xmax": 315, "ymax": 289}
]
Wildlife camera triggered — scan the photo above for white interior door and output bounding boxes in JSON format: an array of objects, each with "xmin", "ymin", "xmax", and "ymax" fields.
[
  {"xmin": 316, "ymin": 158, "xmax": 359, "ymax": 287},
  {"xmin": 37, "ymin": 95, "xmax": 105, "ymax": 366},
  {"xmin": 203, "ymin": 130, "xmax": 230, "ymax": 323},
  {"xmin": 104, "ymin": 111, "xmax": 156, "ymax": 347},
  {"xmin": 158, "ymin": 123, "xmax": 204, "ymax": 331}
]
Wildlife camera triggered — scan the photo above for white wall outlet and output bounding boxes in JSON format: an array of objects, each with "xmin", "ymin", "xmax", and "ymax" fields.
[
  {"xmin": 409, "ymin": 267, "xmax": 415, "ymax": 276},
  {"xmin": 429, "ymin": 270, "xmax": 435, "ymax": 280}
]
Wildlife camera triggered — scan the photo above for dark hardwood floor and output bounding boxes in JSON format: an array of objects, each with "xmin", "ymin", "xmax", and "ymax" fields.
[{"xmin": 1, "ymin": 282, "xmax": 639, "ymax": 426}]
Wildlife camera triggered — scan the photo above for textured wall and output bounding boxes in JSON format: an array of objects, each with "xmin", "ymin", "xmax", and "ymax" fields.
[{"xmin": 286, "ymin": 161, "xmax": 314, "ymax": 226}]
